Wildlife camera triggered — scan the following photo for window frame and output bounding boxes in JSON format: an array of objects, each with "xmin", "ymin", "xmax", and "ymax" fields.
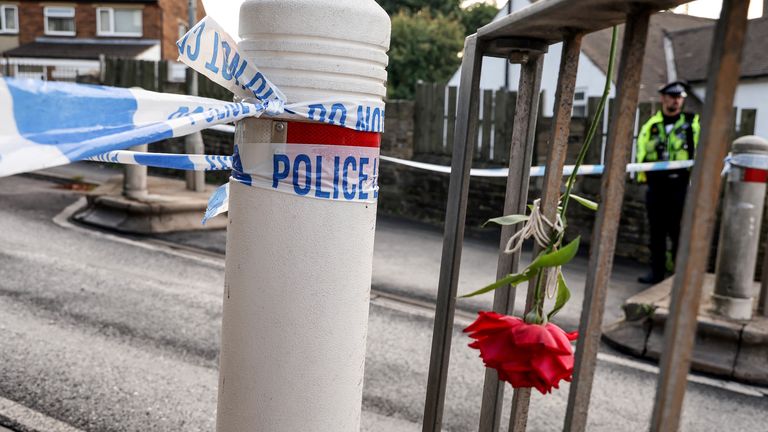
[
  {"xmin": 96, "ymin": 7, "xmax": 142, "ymax": 37},
  {"xmin": 44, "ymin": 6, "xmax": 76, "ymax": 36},
  {"xmin": 572, "ymin": 87, "xmax": 588, "ymax": 118},
  {"xmin": 0, "ymin": 4, "xmax": 19, "ymax": 34}
]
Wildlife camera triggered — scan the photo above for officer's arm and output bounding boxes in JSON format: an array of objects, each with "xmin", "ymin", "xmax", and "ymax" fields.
[
  {"xmin": 635, "ymin": 123, "xmax": 652, "ymax": 183},
  {"xmin": 693, "ymin": 114, "xmax": 701, "ymax": 148},
  {"xmin": 636, "ymin": 124, "xmax": 650, "ymax": 163}
]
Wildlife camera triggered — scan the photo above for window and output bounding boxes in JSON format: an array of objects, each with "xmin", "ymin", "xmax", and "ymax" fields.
[
  {"xmin": 97, "ymin": 7, "xmax": 142, "ymax": 37},
  {"xmin": 572, "ymin": 88, "xmax": 587, "ymax": 118},
  {"xmin": 44, "ymin": 6, "xmax": 75, "ymax": 36},
  {"xmin": 0, "ymin": 4, "xmax": 18, "ymax": 34}
]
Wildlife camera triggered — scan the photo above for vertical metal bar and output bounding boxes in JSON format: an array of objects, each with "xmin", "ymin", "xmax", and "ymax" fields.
[
  {"xmin": 759, "ymin": 236, "xmax": 768, "ymax": 316},
  {"xmin": 509, "ymin": 32, "xmax": 583, "ymax": 432},
  {"xmin": 650, "ymin": 1, "xmax": 750, "ymax": 431},
  {"xmin": 563, "ymin": 10, "xmax": 650, "ymax": 432},
  {"xmin": 477, "ymin": 54, "xmax": 544, "ymax": 432},
  {"xmin": 422, "ymin": 34, "xmax": 484, "ymax": 432}
]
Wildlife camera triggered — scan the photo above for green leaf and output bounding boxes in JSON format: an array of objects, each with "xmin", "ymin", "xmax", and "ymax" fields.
[
  {"xmin": 547, "ymin": 270, "xmax": 571, "ymax": 320},
  {"xmin": 483, "ymin": 214, "xmax": 529, "ymax": 227},
  {"xmin": 460, "ymin": 269, "xmax": 537, "ymax": 298},
  {"xmin": 529, "ymin": 236, "xmax": 581, "ymax": 270},
  {"xmin": 571, "ymin": 194, "xmax": 598, "ymax": 211}
]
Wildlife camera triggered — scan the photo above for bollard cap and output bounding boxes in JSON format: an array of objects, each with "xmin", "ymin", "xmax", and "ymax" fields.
[
  {"xmin": 732, "ymin": 135, "xmax": 768, "ymax": 155},
  {"xmin": 238, "ymin": 0, "xmax": 390, "ymax": 103}
]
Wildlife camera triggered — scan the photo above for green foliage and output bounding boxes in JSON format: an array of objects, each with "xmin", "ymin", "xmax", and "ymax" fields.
[
  {"xmin": 483, "ymin": 214, "xmax": 529, "ymax": 227},
  {"xmin": 570, "ymin": 194, "xmax": 599, "ymax": 211},
  {"xmin": 529, "ymin": 237, "xmax": 580, "ymax": 269},
  {"xmin": 547, "ymin": 271, "xmax": 571, "ymax": 320},
  {"xmin": 461, "ymin": 237, "xmax": 581, "ymax": 298},
  {"xmin": 459, "ymin": 2, "xmax": 498, "ymax": 36},
  {"xmin": 387, "ymin": 10, "xmax": 464, "ymax": 99},
  {"xmin": 376, "ymin": 0, "xmax": 460, "ymax": 17}
]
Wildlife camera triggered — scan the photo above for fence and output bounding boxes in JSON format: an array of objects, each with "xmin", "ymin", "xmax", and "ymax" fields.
[
  {"xmin": 0, "ymin": 57, "xmax": 95, "ymax": 82},
  {"xmin": 423, "ymin": 1, "xmax": 754, "ymax": 432},
  {"xmin": 100, "ymin": 57, "xmax": 232, "ymax": 101},
  {"xmin": 414, "ymin": 81, "xmax": 758, "ymax": 166}
]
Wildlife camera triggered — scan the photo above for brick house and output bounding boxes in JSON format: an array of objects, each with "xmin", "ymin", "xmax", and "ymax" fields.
[{"xmin": 0, "ymin": 0, "xmax": 204, "ymax": 80}]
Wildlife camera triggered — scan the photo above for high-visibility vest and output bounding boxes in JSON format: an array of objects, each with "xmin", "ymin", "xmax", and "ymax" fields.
[{"xmin": 635, "ymin": 111, "xmax": 700, "ymax": 182}]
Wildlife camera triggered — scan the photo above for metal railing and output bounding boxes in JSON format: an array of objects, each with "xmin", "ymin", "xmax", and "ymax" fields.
[{"xmin": 421, "ymin": 0, "xmax": 751, "ymax": 431}]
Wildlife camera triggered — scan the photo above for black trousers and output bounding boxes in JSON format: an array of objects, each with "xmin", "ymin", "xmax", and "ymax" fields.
[{"xmin": 645, "ymin": 171, "xmax": 690, "ymax": 278}]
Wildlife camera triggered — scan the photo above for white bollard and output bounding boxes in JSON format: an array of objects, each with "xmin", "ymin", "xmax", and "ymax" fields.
[
  {"xmin": 123, "ymin": 144, "xmax": 148, "ymax": 199},
  {"xmin": 216, "ymin": 1, "xmax": 390, "ymax": 431},
  {"xmin": 713, "ymin": 136, "xmax": 768, "ymax": 320}
]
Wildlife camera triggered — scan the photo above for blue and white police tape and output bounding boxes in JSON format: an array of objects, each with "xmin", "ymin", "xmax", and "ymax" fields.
[
  {"xmin": 204, "ymin": 182, "xmax": 229, "ymax": 224},
  {"xmin": 0, "ymin": 77, "xmax": 256, "ymax": 177},
  {"xmin": 0, "ymin": 76, "xmax": 381, "ymax": 178},
  {"xmin": 377, "ymin": 156, "xmax": 694, "ymax": 177},
  {"xmin": 722, "ymin": 152, "xmax": 768, "ymax": 176},
  {"xmin": 88, "ymin": 150, "xmax": 233, "ymax": 171},
  {"xmin": 177, "ymin": 16, "xmax": 385, "ymax": 134},
  {"xmin": 83, "ymin": 150, "xmax": 696, "ymax": 224},
  {"xmin": 87, "ymin": 150, "xmax": 696, "ymax": 178}
]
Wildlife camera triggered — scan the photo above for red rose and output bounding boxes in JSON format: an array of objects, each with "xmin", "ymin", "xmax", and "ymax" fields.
[{"xmin": 464, "ymin": 311, "xmax": 578, "ymax": 394}]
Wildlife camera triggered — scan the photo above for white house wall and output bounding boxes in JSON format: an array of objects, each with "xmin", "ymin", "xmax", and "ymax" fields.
[
  {"xmin": 447, "ymin": 41, "xmax": 615, "ymax": 117},
  {"xmin": 692, "ymin": 79, "xmax": 768, "ymax": 138},
  {"xmin": 448, "ymin": 0, "xmax": 615, "ymax": 117}
]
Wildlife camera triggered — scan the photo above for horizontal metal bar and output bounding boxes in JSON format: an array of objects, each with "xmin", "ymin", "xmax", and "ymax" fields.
[{"xmin": 478, "ymin": 0, "xmax": 693, "ymax": 43}]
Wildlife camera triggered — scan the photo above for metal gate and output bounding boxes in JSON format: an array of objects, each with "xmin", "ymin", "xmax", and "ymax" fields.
[{"xmin": 421, "ymin": 0, "xmax": 752, "ymax": 431}]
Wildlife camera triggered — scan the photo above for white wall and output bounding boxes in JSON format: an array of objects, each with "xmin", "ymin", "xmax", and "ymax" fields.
[
  {"xmin": 692, "ymin": 78, "xmax": 768, "ymax": 138},
  {"xmin": 448, "ymin": 0, "xmax": 615, "ymax": 117}
]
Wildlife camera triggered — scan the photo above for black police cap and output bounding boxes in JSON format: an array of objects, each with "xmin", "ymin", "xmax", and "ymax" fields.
[{"xmin": 658, "ymin": 81, "xmax": 688, "ymax": 97}]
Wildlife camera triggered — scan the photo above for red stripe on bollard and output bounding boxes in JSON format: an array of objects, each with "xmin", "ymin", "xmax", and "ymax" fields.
[
  {"xmin": 743, "ymin": 168, "xmax": 768, "ymax": 183},
  {"xmin": 286, "ymin": 122, "xmax": 381, "ymax": 148}
]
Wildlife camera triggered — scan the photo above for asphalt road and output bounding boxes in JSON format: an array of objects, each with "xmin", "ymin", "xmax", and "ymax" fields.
[{"xmin": 0, "ymin": 174, "xmax": 766, "ymax": 432}]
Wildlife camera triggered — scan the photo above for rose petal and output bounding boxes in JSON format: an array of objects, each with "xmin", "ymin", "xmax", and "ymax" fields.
[
  {"xmin": 511, "ymin": 323, "xmax": 561, "ymax": 351},
  {"xmin": 464, "ymin": 312, "xmax": 523, "ymax": 337},
  {"xmin": 545, "ymin": 323, "xmax": 577, "ymax": 355}
]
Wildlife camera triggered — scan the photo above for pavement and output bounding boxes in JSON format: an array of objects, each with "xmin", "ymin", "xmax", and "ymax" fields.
[{"xmin": 1, "ymin": 164, "xmax": 765, "ymax": 431}]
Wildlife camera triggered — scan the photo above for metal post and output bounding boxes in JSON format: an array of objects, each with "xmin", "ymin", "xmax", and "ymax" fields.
[
  {"xmin": 423, "ymin": 34, "xmax": 484, "ymax": 432},
  {"xmin": 508, "ymin": 32, "xmax": 582, "ymax": 432},
  {"xmin": 185, "ymin": 0, "xmax": 205, "ymax": 192},
  {"xmin": 184, "ymin": 131, "xmax": 206, "ymax": 192},
  {"xmin": 760, "ymin": 236, "xmax": 768, "ymax": 315},
  {"xmin": 98, "ymin": 54, "xmax": 106, "ymax": 84},
  {"xmin": 478, "ymin": 52, "xmax": 544, "ymax": 432},
  {"xmin": 564, "ymin": 10, "xmax": 650, "ymax": 432},
  {"xmin": 123, "ymin": 144, "xmax": 148, "ymax": 199},
  {"xmin": 712, "ymin": 135, "xmax": 768, "ymax": 320},
  {"xmin": 651, "ymin": 1, "xmax": 750, "ymax": 430}
]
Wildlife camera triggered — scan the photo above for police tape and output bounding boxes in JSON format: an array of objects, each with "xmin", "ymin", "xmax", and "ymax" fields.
[
  {"xmin": 0, "ymin": 15, "xmax": 384, "ymax": 189},
  {"xmin": 176, "ymin": 16, "xmax": 385, "ymax": 134},
  {"xmin": 377, "ymin": 156, "xmax": 694, "ymax": 177},
  {"xmin": 88, "ymin": 150, "xmax": 232, "ymax": 171},
  {"xmin": 724, "ymin": 153, "xmax": 768, "ymax": 171},
  {"xmin": 87, "ymin": 149, "xmax": 695, "ymax": 177},
  {"xmin": 0, "ymin": 78, "xmax": 255, "ymax": 177}
]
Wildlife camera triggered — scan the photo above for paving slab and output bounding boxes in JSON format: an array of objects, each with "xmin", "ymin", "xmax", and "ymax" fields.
[{"xmin": 605, "ymin": 273, "xmax": 768, "ymax": 385}]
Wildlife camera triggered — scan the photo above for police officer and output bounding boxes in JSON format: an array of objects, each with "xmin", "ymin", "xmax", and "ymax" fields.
[{"xmin": 635, "ymin": 81, "xmax": 701, "ymax": 284}]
